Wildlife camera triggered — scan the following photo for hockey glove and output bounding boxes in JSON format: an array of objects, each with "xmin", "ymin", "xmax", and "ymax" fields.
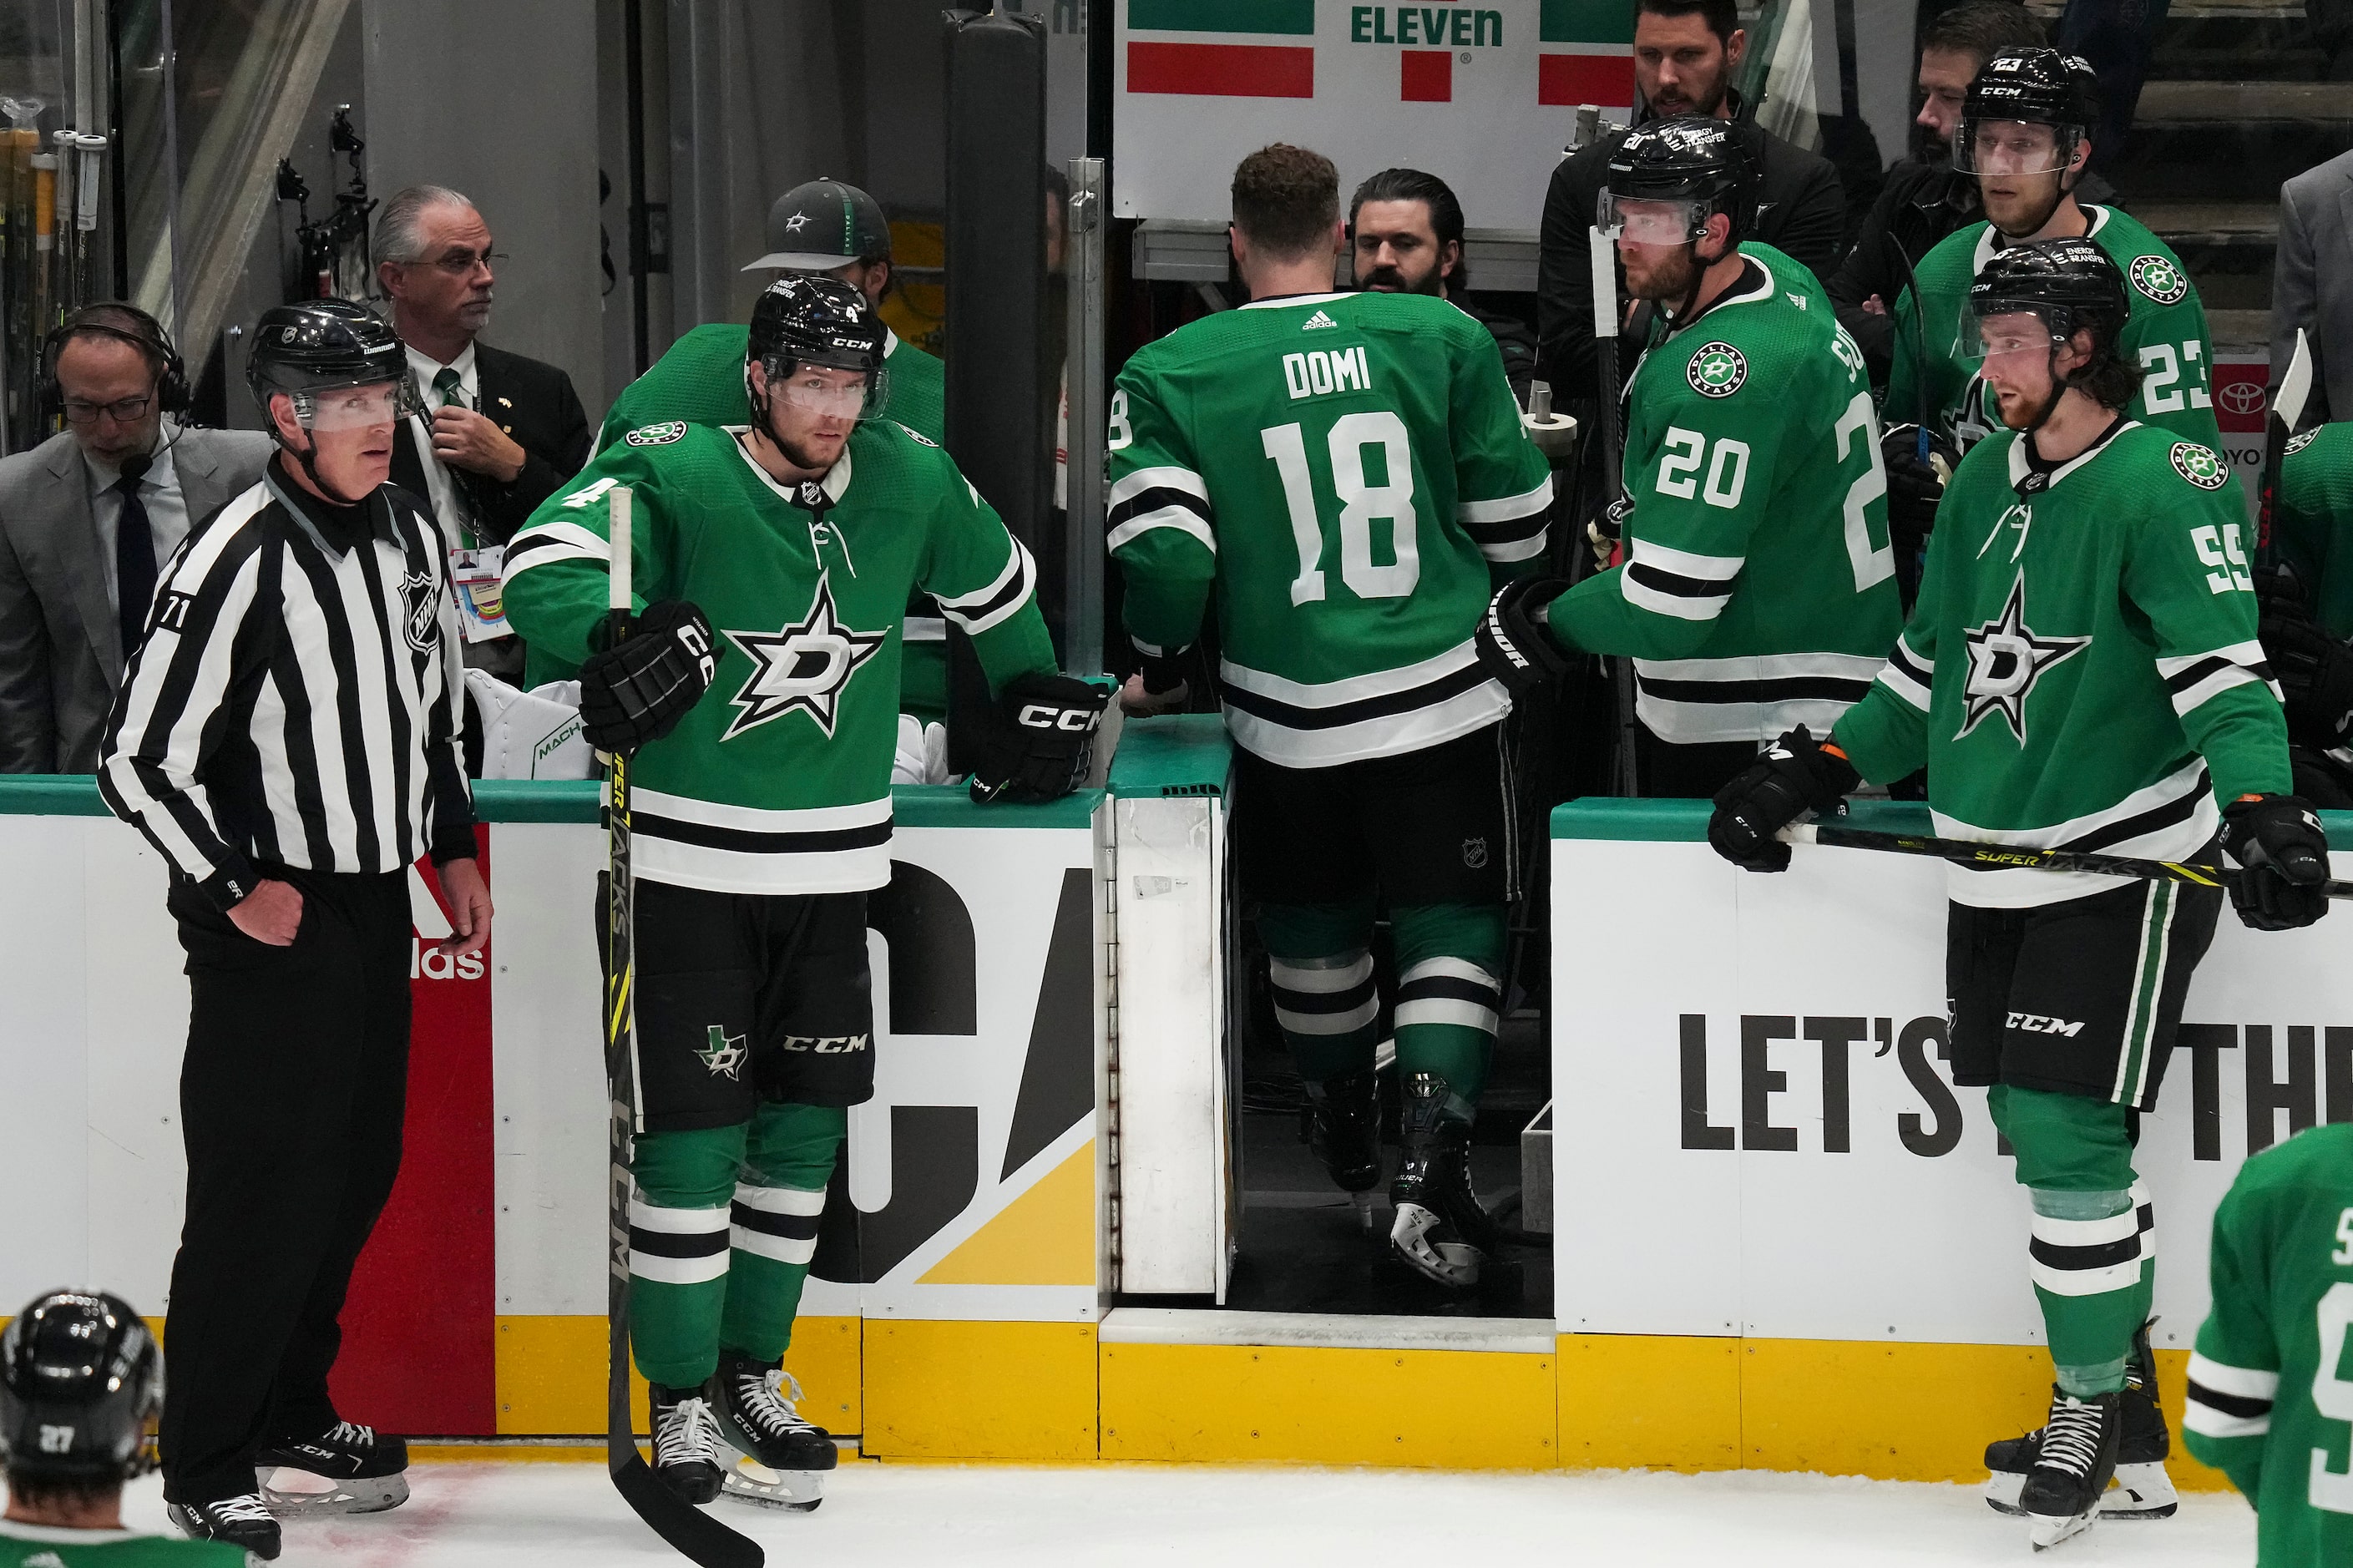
[
  {"xmin": 969, "ymin": 673, "xmax": 1111, "ymax": 804},
  {"xmin": 1881, "ymin": 424, "xmax": 1958, "ymax": 558},
  {"xmin": 1586, "ymin": 492, "xmax": 1632, "ymax": 574},
  {"xmin": 1706, "ymin": 726, "xmax": 1861, "ymax": 873},
  {"xmin": 1474, "ymin": 576, "xmax": 1572, "ymax": 700},
  {"xmin": 577, "ymin": 599, "xmax": 717, "ymax": 756},
  {"xmin": 2258, "ymin": 593, "xmax": 2353, "ymax": 751},
  {"xmin": 2221, "ymin": 793, "xmax": 2331, "ymax": 931}
]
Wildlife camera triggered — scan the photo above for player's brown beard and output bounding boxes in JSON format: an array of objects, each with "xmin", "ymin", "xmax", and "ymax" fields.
[
  {"xmin": 1627, "ymin": 245, "xmax": 1701, "ymax": 307},
  {"xmin": 1360, "ymin": 263, "xmax": 1444, "ymax": 297}
]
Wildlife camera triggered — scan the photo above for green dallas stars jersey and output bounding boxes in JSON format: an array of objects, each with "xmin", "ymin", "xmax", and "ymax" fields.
[
  {"xmin": 1541, "ymin": 245, "xmax": 1905, "ymax": 745},
  {"xmin": 2185, "ymin": 1121, "xmax": 2353, "ymax": 1568},
  {"xmin": 1832, "ymin": 421, "xmax": 2291, "ymax": 908},
  {"xmin": 2279, "ymin": 423, "xmax": 2353, "ymax": 640},
  {"xmin": 1107, "ymin": 290, "xmax": 1551, "ymax": 767},
  {"xmin": 502, "ymin": 419, "xmax": 1054, "ymax": 894},
  {"xmin": 1886, "ymin": 205, "xmax": 2224, "ymax": 453},
  {"xmin": 598, "ymin": 323, "xmax": 945, "ymax": 451},
  {"xmin": 0, "ymin": 1520, "xmax": 251, "ymax": 1566}
]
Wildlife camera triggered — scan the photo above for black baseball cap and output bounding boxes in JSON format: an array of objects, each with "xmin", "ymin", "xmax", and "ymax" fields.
[{"xmin": 742, "ymin": 178, "xmax": 893, "ymax": 272}]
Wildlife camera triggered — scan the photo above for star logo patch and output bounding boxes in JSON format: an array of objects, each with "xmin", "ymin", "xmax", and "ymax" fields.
[
  {"xmin": 1687, "ymin": 341, "xmax": 1747, "ymax": 398},
  {"xmin": 1957, "ymin": 572, "xmax": 2091, "ymax": 745},
  {"xmin": 721, "ymin": 574, "xmax": 887, "ymax": 741},
  {"xmin": 2128, "ymin": 254, "xmax": 2188, "ymax": 306},
  {"xmin": 783, "ymin": 210, "xmax": 812, "ymax": 233},
  {"xmin": 696, "ymin": 1025, "xmax": 748, "ymax": 1080},
  {"xmin": 2288, "ymin": 429, "xmax": 2319, "ymax": 457},
  {"xmin": 2170, "ymin": 441, "xmax": 2229, "ymax": 491}
]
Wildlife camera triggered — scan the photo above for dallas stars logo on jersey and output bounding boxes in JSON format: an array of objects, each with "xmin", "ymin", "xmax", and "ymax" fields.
[
  {"xmin": 1958, "ymin": 571, "xmax": 2091, "ymax": 742},
  {"xmin": 2128, "ymin": 254, "xmax": 2189, "ymax": 306},
  {"xmin": 1687, "ymin": 341, "xmax": 1748, "ymax": 398},
  {"xmin": 2172, "ymin": 442, "xmax": 2229, "ymax": 491},
  {"xmin": 721, "ymin": 574, "xmax": 888, "ymax": 741},
  {"xmin": 697, "ymin": 1025, "xmax": 748, "ymax": 1079}
]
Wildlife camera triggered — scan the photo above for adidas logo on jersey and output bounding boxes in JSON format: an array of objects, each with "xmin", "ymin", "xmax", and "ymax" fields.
[{"xmin": 1301, "ymin": 311, "xmax": 1339, "ymax": 331}]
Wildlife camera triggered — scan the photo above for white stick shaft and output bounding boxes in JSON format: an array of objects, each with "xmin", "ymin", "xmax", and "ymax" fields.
[
  {"xmin": 1588, "ymin": 228, "xmax": 1618, "ymax": 341},
  {"xmin": 608, "ymin": 486, "xmax": 632, "ymax": 613}
]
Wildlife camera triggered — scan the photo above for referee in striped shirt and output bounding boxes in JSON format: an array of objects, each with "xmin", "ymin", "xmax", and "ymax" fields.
[{"xmin": 98, "ymin": 299, "xmax": 490, "ymax": 1557}]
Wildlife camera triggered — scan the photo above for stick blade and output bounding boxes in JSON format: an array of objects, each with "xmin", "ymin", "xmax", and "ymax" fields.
[
  {"xmin": 2276, "ymin": 329, "xmax": 2315, "ymax": 435},
  {"xmin": 610, "ymin": 1453, "xmax": 765, "ymax": 1568}
]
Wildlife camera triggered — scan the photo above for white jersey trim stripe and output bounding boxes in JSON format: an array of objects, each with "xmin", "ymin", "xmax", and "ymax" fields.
[
  {"xmin": 1220, "ymin": 639, "xmax": 1482, "ymax": 709},
  {"xmin": 636, "ymin": 837, "xmax": 894, "ymax": 897},
  {"xmin": 1108, "ymin": 464, "xmax": 1209, "ymax": 509},
  {"xmin": 631, "ymin": 789, "xmax": 890, "ymax": 833},
  {"xmin": 1933, "ymin": 756, "xmax": 2217, "ymax": 908},
  {"xmin": 1630, "ymin": 539, "xmax": 1744, "ymax": 580},
  {"xmin": 1458, "ymin": 477, "xmax": 1554, "ymax": 525},
  {"xmin": 1269, "ymin": 953, "xmax": 1376, "ymax": 994},
  {"xmin": 1479, "ymin": 532, "xmax": 1550, "ymax": 564},
  {"xmin": 1276, "ymin": 997, "xmax": 1380, "ymax": 1035},
  {"xmin": 2185, "ymin": 1351, "xmax": 2280, "ymax": 1401},
  {"xmin": 1224, "ymin": 680, "xmax": 1510, "ymax": 769},
  {"xmin": 1107, "ymin": 507, "xmax": 1217, "ymax": 556}
]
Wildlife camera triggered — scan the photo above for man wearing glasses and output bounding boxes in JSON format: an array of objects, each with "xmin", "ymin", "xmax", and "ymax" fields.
[
  {"xmin": 374, "ymin": 184, "xmax": 591, "ymax": 676},
  {"xmin": 0, "ymin": 302, "xmax": 273, "ymax": 772}
]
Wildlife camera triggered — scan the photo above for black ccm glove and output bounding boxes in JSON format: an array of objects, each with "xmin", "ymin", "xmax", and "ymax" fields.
[
  {"xmin": 2257, "ymin": 573, "xmax": 2353, "ymax": 751},
  {"xmin": 577, "ymin": 599, "xmax": 716, "ymax": 756},
  {"xmin": 969, "ymin": 673, "xmax": 1111, "ymax": 804},
  {"xmin": 1473, "ymin": 575, "xmax": 1572, "ymax": 700},
  {"xmin": 2222, "ymin": 793, "xmax": 2331, "ymax": 931},
  {"xmin": 1881, "ymin": 424, "xmax": 1959, "ymax": 557},
  {"xmin": 1706, "ymin": 726, "xmax": 1861, "ymax": 873}
]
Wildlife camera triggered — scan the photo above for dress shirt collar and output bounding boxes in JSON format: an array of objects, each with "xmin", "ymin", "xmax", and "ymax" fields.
[
  {"xmin": 82, "ymin": 429, "xmax": 181, "ymax": 498},
  {"xmin": 406, "ymin": 339, "xmax": 480, "ymax": 400}
]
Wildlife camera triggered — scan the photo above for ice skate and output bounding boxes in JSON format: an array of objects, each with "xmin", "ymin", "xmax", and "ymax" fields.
[
  {"xmin": 1303, "ymin": 1068, "xmax": 1383, "ymax": 1230},
  {"xmin": 648, "ymin": 1378, "xmax": 726, "ymax": 1505},
  {"xmin": 2018, "ymin": 1387, "xmax": 2122, "ymax": 1550},
  {"xmin": 169, "ymin": 1493, "xmax": 282, "ymax": 1560},
  {"xmin": 712, "ymin": 1349, "xmax": 833, "ymax": 1511},
  {"xmin": 1986, "ymin": 1322, "xmax": 2176, "ymax": 1520},
  {"xmin": 254, "ymin": 1419, "xmax": 411, "ymax": 1516},
  {"xmin": 1388, "ymin": 1071, "xmax": 1496, "ymax": 1289}
]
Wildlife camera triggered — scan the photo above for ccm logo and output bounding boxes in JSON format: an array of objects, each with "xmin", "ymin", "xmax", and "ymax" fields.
[
  {"xmin": 1018, "ymin": 704, "xmax": 1101, "ymax": 733},
  {"xmin": 779, "ymin": 1033, "xmax": 870, "ymax": 1055},
  {"xmin": 2008, "ymin": 1012, "xmax": 2084, "ymax": 1037}
]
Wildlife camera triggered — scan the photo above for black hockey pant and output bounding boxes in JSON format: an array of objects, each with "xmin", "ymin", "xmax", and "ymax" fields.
[{"xmin": 158, "ymin": 866, "xmax": 411, "ymax": 1506}]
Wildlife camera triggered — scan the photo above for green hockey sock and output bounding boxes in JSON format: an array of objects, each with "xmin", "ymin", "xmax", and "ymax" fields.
[
  {"xmin": 1387, "ymin": 903, "xmax": 1507, "ymax": 1105},
  {"xmin": 1258, "ymin": 902, "xmax": 1379, "ymax": 1084},
  {"xmin": 1990, "ymin": 1084, "xmax": 2149, "ymax": 1397},
  {"xmin": 720, "ymin": 1101, "xmax": 847, "ymax": 1363},
  {"xmin": 628, "ymin": 1122, "xmax": 748, "ymax": 1388}
]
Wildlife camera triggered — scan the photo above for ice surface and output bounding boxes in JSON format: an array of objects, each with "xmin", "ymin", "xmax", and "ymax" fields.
[{"xmin": 86, "ymin": 1461, "xmax": 2254, "ymax": 1565}]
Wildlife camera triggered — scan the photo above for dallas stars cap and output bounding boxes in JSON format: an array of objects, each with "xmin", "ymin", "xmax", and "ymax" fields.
[{"xmin": 741, "ymin": 177, "xmax": 893, "ymax": 272}]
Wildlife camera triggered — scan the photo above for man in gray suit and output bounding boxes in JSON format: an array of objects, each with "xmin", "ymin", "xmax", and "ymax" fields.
[
  {"xmin": 2274, "ymin": 147, "xmax": 2353, "ymax": 426},
  {"xmin": 0, "ymin": 305, "xmax": 273, "ymax": 773}
]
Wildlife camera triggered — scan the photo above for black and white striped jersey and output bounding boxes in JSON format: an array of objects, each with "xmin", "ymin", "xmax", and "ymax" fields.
[{"xmin": 99, "ymin": 469, "xmax": 476, "ymax": 907}]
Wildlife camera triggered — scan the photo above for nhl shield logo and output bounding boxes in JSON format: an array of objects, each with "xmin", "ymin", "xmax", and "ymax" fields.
[
  {"xmin": 1461, "ymin": 837, "xmax": 1489, "ymax": 869},
  {"xmin": 2128, "ymin": 255, "xmax": 2188, "ymax": 306},
  {"xmin": 1688, "ymin": 341, "xmax": 1747, "ymax": 398},
  {"xmin": 2170, "ymin": 442, "xmax": 2229, "ymax": 491},
  {"xmin": 400, "ymin": 568, "xmax": 440, "ymax": 653},
  {"xmin": 625, "ymin": 420, "xmax": 687, "ymax": 447}
]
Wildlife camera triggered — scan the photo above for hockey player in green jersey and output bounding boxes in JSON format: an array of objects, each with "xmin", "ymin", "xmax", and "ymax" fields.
[
  {"xmin": 1884, "ymin": 50, "xmax": 2223, "ymax": 500},
  {"xmin": 595, "ymin": 179, "xmax": 953, "ymax": 717},
  {"xmin": 1475, "ymin": 117, "xmax": 1902, "ymax": 797},
  {"xmin": 1109, "ymin": 143, "xmax": 1551, "ymax": 1289},
  {"xmin": 503, "ymin": 276, "xmax": 1101, "ymax": 1508},
  {"xmin": 1708, "ymin": 238, "xmax": 2331, "ymax": 1550},
  {"xmin": 2, "ymin": 1292, "xmax": 253, "ymax": 1565},
  {"xmin": 2185, "ymin": 1121, "xmax": 2353, "ymax": 1566},
  {"xmin": 2259, "ymin": 423, "xmax": 2353, "ymax": 806}
]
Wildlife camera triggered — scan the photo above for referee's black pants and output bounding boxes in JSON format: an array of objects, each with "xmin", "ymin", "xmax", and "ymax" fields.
[{"xmin": 159, "ymin": 865, "xmax": 412, "ymax": 1506}]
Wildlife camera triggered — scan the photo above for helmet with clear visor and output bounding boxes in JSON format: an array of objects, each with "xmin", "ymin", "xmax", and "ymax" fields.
[
  {"xmin": 244, "ymin": 299, "xmax": 423, "ymax": 433},
  {"xmin": 746, "ymin": 274, "xmax": 891, "ymax": 422},
  {"xmin": 1598, "ymin": 116, "xmax": 1754, "ymax": 250},
  {"xmin": 1954, "ymin": 48, "xmax": 2098, "ymax": 177},
  {"xmin": 1955, "ymin": 236, "xmax": 2128, "ymax": 370}
]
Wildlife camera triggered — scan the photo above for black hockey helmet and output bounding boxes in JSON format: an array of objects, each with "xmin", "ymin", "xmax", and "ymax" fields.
[
  {"xmin": 743, "ymin": 177, "xmax": 893, "ymax": 273},
  {"xmin": 0, "ymin": 1291, "xmax": 163, "ymax": 1485},
  {"xmin": 1600, "ymin": 116, "xmax": 1756, "ymax": 252},
  {"xmin": 746, "ymin": 274, "xmax": 890, "ymax": 420},
  {"xmin": 1962, "ymin": 237, "xmax": 2129, "ymax": 360},
  {"xmin": 1956, "ymin": 48, "xmax": 2098, "ymax": 175},
  {"xmin": 245, "ymin": 298, "xmax": 421, "ymax": 429}
]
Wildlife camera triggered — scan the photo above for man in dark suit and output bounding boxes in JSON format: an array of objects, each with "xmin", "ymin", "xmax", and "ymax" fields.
[
  {"xmin": 375, "ymin": 185, "xmax": 591, "ymax": 676},
  {"xmin": 0, "ymin": 305, "xmax": 273, "ymax": 772}
]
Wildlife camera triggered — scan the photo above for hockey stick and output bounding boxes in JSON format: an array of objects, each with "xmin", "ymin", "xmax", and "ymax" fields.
[
  {"xmin": 2258, "ymin": 327, "xmax": 2313, "ymax": 574},
  {"xmin": 1781, "ymin": 820, "xmax": 2353, "ymax": 900},
  {"xmin": 601, "ymin": 488, "xmax": 764, "ymax": 1568},
  {"xmin": 1590, "ymin": 226, "xmax": 1639, "ymax": 797}
]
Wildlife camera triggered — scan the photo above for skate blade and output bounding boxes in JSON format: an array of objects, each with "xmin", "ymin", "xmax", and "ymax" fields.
[
  {"xmin": 1350, "ymin": 1191, "xmax": 1376, "ymax": 1233},
  {"xmin": 1986, "ymin": 1463, "xmax": 2176, "ymax": 1521},
  {"xmin": 718, "ymin": 1454, "xmax": 827, "ymax": 1512},
  {"xmin": 260, "ymin": 1468, "xmax": 409, "ymax": 1516},
  {"xmin": 2028, "ymin": 1508, "xmax": 2097, "ymax": 1551}
]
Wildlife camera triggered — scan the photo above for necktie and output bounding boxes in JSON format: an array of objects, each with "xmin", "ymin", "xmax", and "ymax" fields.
[
  {"xmin": 115, "ymin": 457, "xmax": 156, "ymax": 667},
  {"xmin": 429, "ymin": 367, "xmax": 478, "ymax": 547},
  {"xmin": 433, "ymin": 367, "xmax": 467, "ymax": 410}
]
